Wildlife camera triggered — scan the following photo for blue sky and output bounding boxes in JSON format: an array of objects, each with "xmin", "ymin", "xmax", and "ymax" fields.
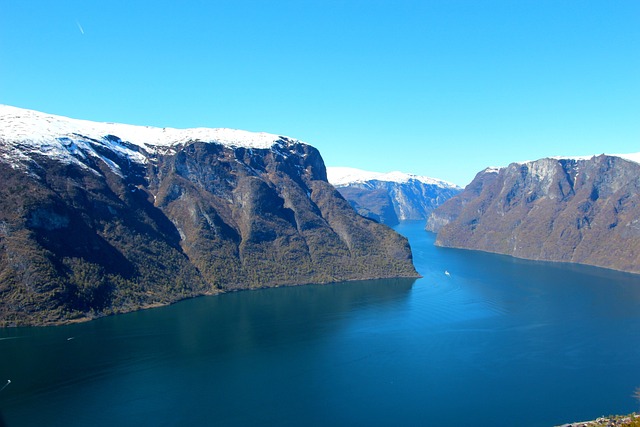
[{"xmin": 1, "ymin": 0, "xmax": 638, "ymax": 186}]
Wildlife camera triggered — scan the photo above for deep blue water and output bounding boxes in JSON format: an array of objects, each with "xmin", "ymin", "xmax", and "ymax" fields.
[{"xmin": 1, "ymin": 221, "xmax": 640, "ymax": 427}]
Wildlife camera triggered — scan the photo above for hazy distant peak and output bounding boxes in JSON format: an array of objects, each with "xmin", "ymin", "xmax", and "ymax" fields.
[{"xmin": 327, "ymin": 166, "xmax": 460, "ymax": 189}]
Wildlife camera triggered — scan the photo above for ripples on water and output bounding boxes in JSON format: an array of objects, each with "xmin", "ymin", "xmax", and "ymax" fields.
[{"xmin": 1, "ymin": 221, "xmax": 640, "ymax": 427}]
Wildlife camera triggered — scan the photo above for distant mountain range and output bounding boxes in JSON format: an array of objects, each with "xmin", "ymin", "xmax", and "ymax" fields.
[
  {"xmin": 0, "ymin": 106, "xmax": 417, "ymax": 326},
  {"xmin": 328, "ymin": 167, "xmax": 461, "ymax": 226},
  {"xmin": 428, "ymin": 154, "xmax": 640, "ymax": 274}
]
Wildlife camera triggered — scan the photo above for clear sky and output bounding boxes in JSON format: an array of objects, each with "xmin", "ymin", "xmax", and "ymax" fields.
[{"xmin": 1, "ymin": 0, "xmax": 638, "ymax": 186}]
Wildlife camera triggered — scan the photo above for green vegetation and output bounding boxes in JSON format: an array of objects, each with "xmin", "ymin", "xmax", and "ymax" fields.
[{"xmin": 0, "ymin": 141, "xmax": 417, "ymax": 326}]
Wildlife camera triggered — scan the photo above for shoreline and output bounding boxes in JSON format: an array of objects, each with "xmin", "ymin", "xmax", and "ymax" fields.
[
  {"xmin": 556, "ymin": 413, "xmax": 640, "ymax": 427},
  {"xmin": 1, "ymin": 273, "xmax": 421, "ymax": 328}
]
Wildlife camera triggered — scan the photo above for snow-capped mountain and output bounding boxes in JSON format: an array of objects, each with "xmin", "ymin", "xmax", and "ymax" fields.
[
  {"xmin": 0, "ymin": 104, "xmax": 302, "ymax": 175},
  {"xmin": 0, "ymin": 106, "xmax": 417, "ymax": 326},
  {"xmin": 328, "ymin": 167, "xmax": 458, "ymax": 188},
  {"xmin": 327, "ymin": 166, "xmax": 461, "ymax": 226}
]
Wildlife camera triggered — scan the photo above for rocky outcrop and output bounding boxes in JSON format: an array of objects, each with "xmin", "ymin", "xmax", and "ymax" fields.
[
  {"xmin": 556, "ymin": 413, "xmax": 640, "ymax": 426},
  {"xmin": 328, "ymin": 167, "xmax": 461, "ymax": 226},
  {"xmin": 428, "ymin": 155, "xmax": 640, "ymax": 274},
  {"xmin": 0, "ymin": 106, "xmax": 417, "ymax": 326}
]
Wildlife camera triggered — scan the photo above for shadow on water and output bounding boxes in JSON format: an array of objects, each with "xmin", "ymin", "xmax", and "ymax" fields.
[{"xmin": 0, "ymin": 278, "xmax": 416, "ymax": 427}]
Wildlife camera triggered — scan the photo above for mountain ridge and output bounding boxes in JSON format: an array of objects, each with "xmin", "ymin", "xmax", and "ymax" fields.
[
  {"xmin": 0, "ymin": 106, "xmax": 418, "ymax": 326},
  {"xmin": 327, "ymin": 166, "xmax": 459, "ymax": 188},
  {"xmin": 428, "ymin": 154, "xmax": 640, "ymax": 274},
  {"xmin": 328, "ymin": 166, "xmax": 461, "ymax": 226}
]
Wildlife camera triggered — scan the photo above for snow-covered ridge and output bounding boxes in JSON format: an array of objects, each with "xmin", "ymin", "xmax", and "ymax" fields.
[
  {"xmin": 514, "ymin": 153, "xmax": 640, "ymax": 166},
  {"xmin": 612, "ymin": 152, "xmax": 640, "ymax": 164},
  {"xmin": 482, "ymin": 167, "xmax": 502, "ymax": 174},
  {"xmin": 0, "ymin": 105, "xmax": 302, "ymax": 169},
  {"xmin": 552, "ymin": 153, "xmax": 640, "ymax": 164},
  {"xmin": 487, "ymin": 153, "xmax": 640, "ymax": 177},
  {"xmin": 327, "ymin": 166, "xmax": 460, "ymax": 189}
]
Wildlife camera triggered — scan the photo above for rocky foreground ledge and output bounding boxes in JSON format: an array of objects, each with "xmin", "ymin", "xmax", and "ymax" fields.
[{"xmin": 556, "ymin": 413, "xmax": 640, "ymax": 427}]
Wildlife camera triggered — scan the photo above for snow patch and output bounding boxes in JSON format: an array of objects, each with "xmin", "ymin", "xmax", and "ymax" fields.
[
  {"xmin": 612, "ymin": 152, "xmax": 640, "ymax": 165},
  {"xmin": 483, "ymin": 167, "xmax": 502, "ymax": 174},
  {"xmin": 517, "ymin": 152, "xmax": 640, "ymax": 166},
  {"xmin": 0, "ymin": 105, "xmax": 304, "ymax": 171},
  {"xmin": 327, "ymin": 166, "xmax": 459, "ymax": 189}
]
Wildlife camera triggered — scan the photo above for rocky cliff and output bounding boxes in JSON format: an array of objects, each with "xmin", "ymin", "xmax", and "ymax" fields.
[
  {"xmin": 328, "ymin": 167, "xmax": 461, "ymax": 226},
  {"xmin": 428, "ymin": 155, "xmax": 640, "ymax": 274},
  {"xmin": 0, "ymin": 106, "xmax": 417, "ymax": 326}
]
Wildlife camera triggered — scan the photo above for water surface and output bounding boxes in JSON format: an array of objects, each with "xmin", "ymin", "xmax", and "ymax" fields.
[{"xmin": 1, "ymin": 221, "xmax": 639, "ymax": 426}]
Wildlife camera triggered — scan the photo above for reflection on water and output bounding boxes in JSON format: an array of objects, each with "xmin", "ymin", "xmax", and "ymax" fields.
[{"xmin": 1, "ymin": 221, "xmax": 639, "ymax": 427}]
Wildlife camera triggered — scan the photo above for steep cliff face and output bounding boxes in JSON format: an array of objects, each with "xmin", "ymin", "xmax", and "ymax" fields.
[
  {"xmin": 328, "ymin": 167, "xmax": 461, "ymax": 226},
  {"xmin": 425, "ymin": 167, "xmax": 500, "ymax": 233},
  {"xmin": 429, "ymin": 155, "xmax": 640, "ymax": 274},
  {"xmin": 0, "ymin": 106, "xmax": 417, "ymax": 326}
]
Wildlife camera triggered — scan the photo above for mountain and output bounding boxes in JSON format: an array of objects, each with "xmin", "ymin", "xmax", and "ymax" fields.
[
  {"xmin": 0, "ymin": 106, "xmax": 418, "ymax": 326},
  {"xmin": 427, "ymin": 154, "xmax": 640, "ymax": 274},
  {"xmin": 327, "ymin": 167, "xmax": 461, "ymax": 226}
]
